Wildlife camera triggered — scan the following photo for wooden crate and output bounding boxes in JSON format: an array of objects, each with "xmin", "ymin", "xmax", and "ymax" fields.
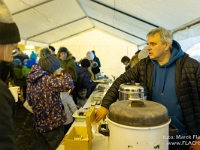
[{"xmin": 64, "ymin": 106, "xmax": 95, "ymax": 150}]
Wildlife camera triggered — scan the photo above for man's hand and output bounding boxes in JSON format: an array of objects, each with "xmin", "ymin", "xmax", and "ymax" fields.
[{"xmin": 95, "ymin": 106, "xmax": 108, "ymax": 123}]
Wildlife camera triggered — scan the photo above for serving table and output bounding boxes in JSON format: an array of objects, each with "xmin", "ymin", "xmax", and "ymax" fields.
[{"xmin": 57, "ymin": 83, "xmax": 111, "ymax": 150}]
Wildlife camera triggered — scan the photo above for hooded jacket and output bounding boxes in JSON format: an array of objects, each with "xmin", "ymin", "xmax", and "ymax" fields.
[
  {"xmin": 151, "ymin": 41, "xmax": 185, "ymax": 135},
  {"xmin": 77, "ymin": 66, "xmax": 97, "ymax": 98},
  {"xmin": 57, "ymin": 51, "xmax": 77, "ymax": 82},
  {"xmin": 26, "ymin": 65, "xmax": 74, "ymax": 133},
  {"xmin": 101, "ymin": 40, "xmax": 200, "ymax": 136},
  {"xmin": 60, "ymin": 92, "xmax": 77, "ymax": 125}
]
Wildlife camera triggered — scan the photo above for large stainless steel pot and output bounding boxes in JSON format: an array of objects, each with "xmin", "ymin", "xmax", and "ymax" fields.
[
  {"xmin": 99, "ymin": 100, "xmax": 174, "ymax": 150},
  {"xmin": 118, "ymin": 83, "xmax": 147, "ymax": 100}
]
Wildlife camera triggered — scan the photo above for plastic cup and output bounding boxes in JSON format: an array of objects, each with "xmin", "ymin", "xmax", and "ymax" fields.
[{"xmin": 9, "ymin": 86, "xmax": 19, "ymax": 102}]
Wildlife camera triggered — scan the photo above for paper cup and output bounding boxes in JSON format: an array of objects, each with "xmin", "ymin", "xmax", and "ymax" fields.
[{"xmin": 9, "ymin": 86, "xmax": 19, "ymax": 102}]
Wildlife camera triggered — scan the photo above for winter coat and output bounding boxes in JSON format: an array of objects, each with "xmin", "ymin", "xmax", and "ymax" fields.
[
  {"xmin": 130, "ymin": 54, "xmax": 139, "ymax": 68},
  {"xmin": 22, "ymin": 59, "xmax": 37, "ymax": 77},
  {"xmin": 60, "ymin": 92, "xmax": 77, "ymax": 125},
  {"xmin": 93, "ymin": 56, "xmax": 101, "ymax": 68},
  {"xmin": 26, "ymin": 65, "xmax": 74, "ymax": 133},
  {"xmin": 57, "ymin": 51, "xmax": 77, "ymax": 82},
  {"xmin": 0, "ymin": 80, "xmax": 15, "ymax": 149},
  {"xmin": 101, "ymin": 51, "xmax": 200, "ymax": 136},
  {"xmin": 77, "ymin": 67, "xmax": 97, "ymax": 98},
  {"xmin": 13, "ymin": 65, "xmax": 27, "ymax": 86}
]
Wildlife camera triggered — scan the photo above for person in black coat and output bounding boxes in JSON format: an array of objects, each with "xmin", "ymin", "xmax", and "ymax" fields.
[
  {"xmin": 96, "ymin": 27, "xmax": 200, "ymax": 150},
  {"xmin": 77, "ymin": 59, "xmax": 97, "ymax": 99},
  {"xmin": 92, "ymin": 50, "xmax": 101, "ymax": 68},
  {"xmin": 0, "ymin": 0, "xmax": 21, "ymax": 149}
]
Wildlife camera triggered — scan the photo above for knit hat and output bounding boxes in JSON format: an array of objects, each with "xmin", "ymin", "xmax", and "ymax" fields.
[
  {"xmin": 12, "ymin": 48, "xmax": 20, "ymax": 56},
  {"xmin": 81, "ymin": 59, "xmax": 91, "ymax": 68},
  {"xmin": 86, "ymin": 51, "xmax": 94, "ymax": 60},
  {"xmin": 58, "ymin": 47, "xmax": 68, "ymax": 53},
  {"xmin": 38, "ymin": 48, "xmax": 60, "ymax": 73},
  {"xmin": 0, "ymin": 0, "xmax": 20, "ymax": 44},
  {"xmin": 138, "ymin": 46, "xmax": 148, "ymax": 60},
  {"xmin": 13, "ymin": 58, "xmax": 21, "ymax": 67},
  {"xmin": 30, "ymin": 51, "xmax": 37, "ymax": 60}
]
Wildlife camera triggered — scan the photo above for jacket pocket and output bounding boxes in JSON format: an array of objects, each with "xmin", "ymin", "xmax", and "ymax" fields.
[{"xmin": 170, "ymin": 116, "xmax": 186, "ymax": 135}]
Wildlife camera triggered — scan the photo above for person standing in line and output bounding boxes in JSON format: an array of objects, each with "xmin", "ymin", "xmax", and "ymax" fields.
[
  {"xmin": 12, "ymin": 58, "xmax": 27, "ymax": 102},
  {"xmin": 129, "ymin": 54, "xmax": 139, "ymax": 68},
  {"xmin": 0, "ymin": 0, "xmax": 21, "ymax": 149},
  {"xmin": 91, "ymin": 50, "xmax": 101, "ymax": 68},
  {"xmin": 91, "ymin": 61, "xmax": 100, "ymax": 79},
  {"xmin": 85, "ymin": 51, "xmax": 95, "ymax": 80},
  {"xmin": 12, "ymin": 47, "xmax": 29, "ymax": 66},
  {"xmin": 49, "ymin": 45, "xmax": 56, "ymax": 56},
  {"xmin": 77, "ymin": 59, "xmax": 97, "ymax": 100},
  {"xmin": 129, "ymin": 47, "xmax": 149, "ymax": 68},
  {"xmin": 72, "ymin": 56, "xmax": 79, "ymax": 69},
  {"xmin": 61, "ymin": 67, "xmax": 78, "ymax": 134},
  {"xmin": 95, "ymin": 27, "xmax": 200, "ymax": 150},
  {"xmin": 138, "ymin": 46, "xmax": 148, "ymax": 60},
  {"xmin": 26, "ymin": 48, "xmax": 74, "ymax": 150},
  {"xmin": 62, "ymin": 65, "xmax": 78, "ymax": 105},
  {"xmin": 121, "ymin": 56, "xmax": 131, "ymax": 71},
  {"xmin": 57, "ymin": 47, "xmax": 77, "ymax": 82}
]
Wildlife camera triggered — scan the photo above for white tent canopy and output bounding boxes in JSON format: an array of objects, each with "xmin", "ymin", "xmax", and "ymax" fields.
[{"xmin": 4, "ymin": 0, "xmax": 200, "ymax": 48}]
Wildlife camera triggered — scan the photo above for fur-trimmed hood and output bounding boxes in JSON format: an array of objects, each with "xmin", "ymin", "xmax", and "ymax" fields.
[{"xmin": 57, "ymin": 50, "xmax": 73, "ymax": 61}]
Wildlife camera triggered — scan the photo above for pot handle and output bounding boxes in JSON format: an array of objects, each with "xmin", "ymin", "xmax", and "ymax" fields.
[
  {"xmin": 169, "ymin": 124, "xmax": 178, "ymax": 136},
  {"xmin": 98, "ymin": 124, "xmax": 110, "ymax": 136},
  {"xmin": 131, "ymin": 100, "xmax": 145, "ymax": 107}
]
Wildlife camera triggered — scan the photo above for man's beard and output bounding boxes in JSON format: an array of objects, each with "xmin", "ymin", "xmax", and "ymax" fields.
[{"xmin": 0, "ymin": 60, "xmax": 13, "ymax": 83}]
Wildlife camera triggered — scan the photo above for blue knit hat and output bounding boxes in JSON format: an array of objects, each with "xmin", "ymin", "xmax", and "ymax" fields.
[
  {"xmin": 30, "ymin": 51, "xmax": 37, "ymax": 60},
  {"xmin": 13, "ymin": 58, "xmax": 21, "ymax": 67}
]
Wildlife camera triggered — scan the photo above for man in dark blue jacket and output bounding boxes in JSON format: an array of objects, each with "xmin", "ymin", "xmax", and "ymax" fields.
[
  {"xmin": 92, "ymin": 50, "xmax": 101, "ymax": 68},
  {"xmin": 95, "ymin": 27, "xmax": 200, "ymax": 150}
]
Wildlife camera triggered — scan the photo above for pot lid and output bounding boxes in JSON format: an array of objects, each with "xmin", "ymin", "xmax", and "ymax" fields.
[
  {"xmin": 119, "ymin": 83, "xmax": 146, "ymax": 92},
  {"xmin": 107, "ymin": 100, "xmax": 169, "ymax": 127}
]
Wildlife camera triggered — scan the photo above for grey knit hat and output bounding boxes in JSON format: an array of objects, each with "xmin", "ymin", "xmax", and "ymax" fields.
[
  {"xmin": 38, "ymin": 48, "xmax": 60, "ymax": 73},
  {"xmin": 0, "ymin": 0, "xmax": 20, "ymax": 44}
]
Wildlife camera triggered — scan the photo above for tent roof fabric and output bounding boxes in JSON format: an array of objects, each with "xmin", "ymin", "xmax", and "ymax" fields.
[{"xmin": 4, "ymin": 0, "xmax": 200, "ymax": 46}]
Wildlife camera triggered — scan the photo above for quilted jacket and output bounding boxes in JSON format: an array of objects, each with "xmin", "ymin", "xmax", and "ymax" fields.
[{"xmin": 102, "ymin": 53, "xmax": 200, "ymax": 136}]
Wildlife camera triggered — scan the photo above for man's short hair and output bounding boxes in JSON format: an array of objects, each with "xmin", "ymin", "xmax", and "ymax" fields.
[
  {"xmin": 147, "ymin": 27, "xmax": 172, "ymax": 46},
  {"xmin": 121, "ymin": 56, "xmax": 130, "ymax": 63}
]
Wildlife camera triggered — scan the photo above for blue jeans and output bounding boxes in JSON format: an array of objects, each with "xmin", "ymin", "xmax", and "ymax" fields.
[{"xmin": 35, "ymin": 125, "xmax": 64, "ymax": 150}]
